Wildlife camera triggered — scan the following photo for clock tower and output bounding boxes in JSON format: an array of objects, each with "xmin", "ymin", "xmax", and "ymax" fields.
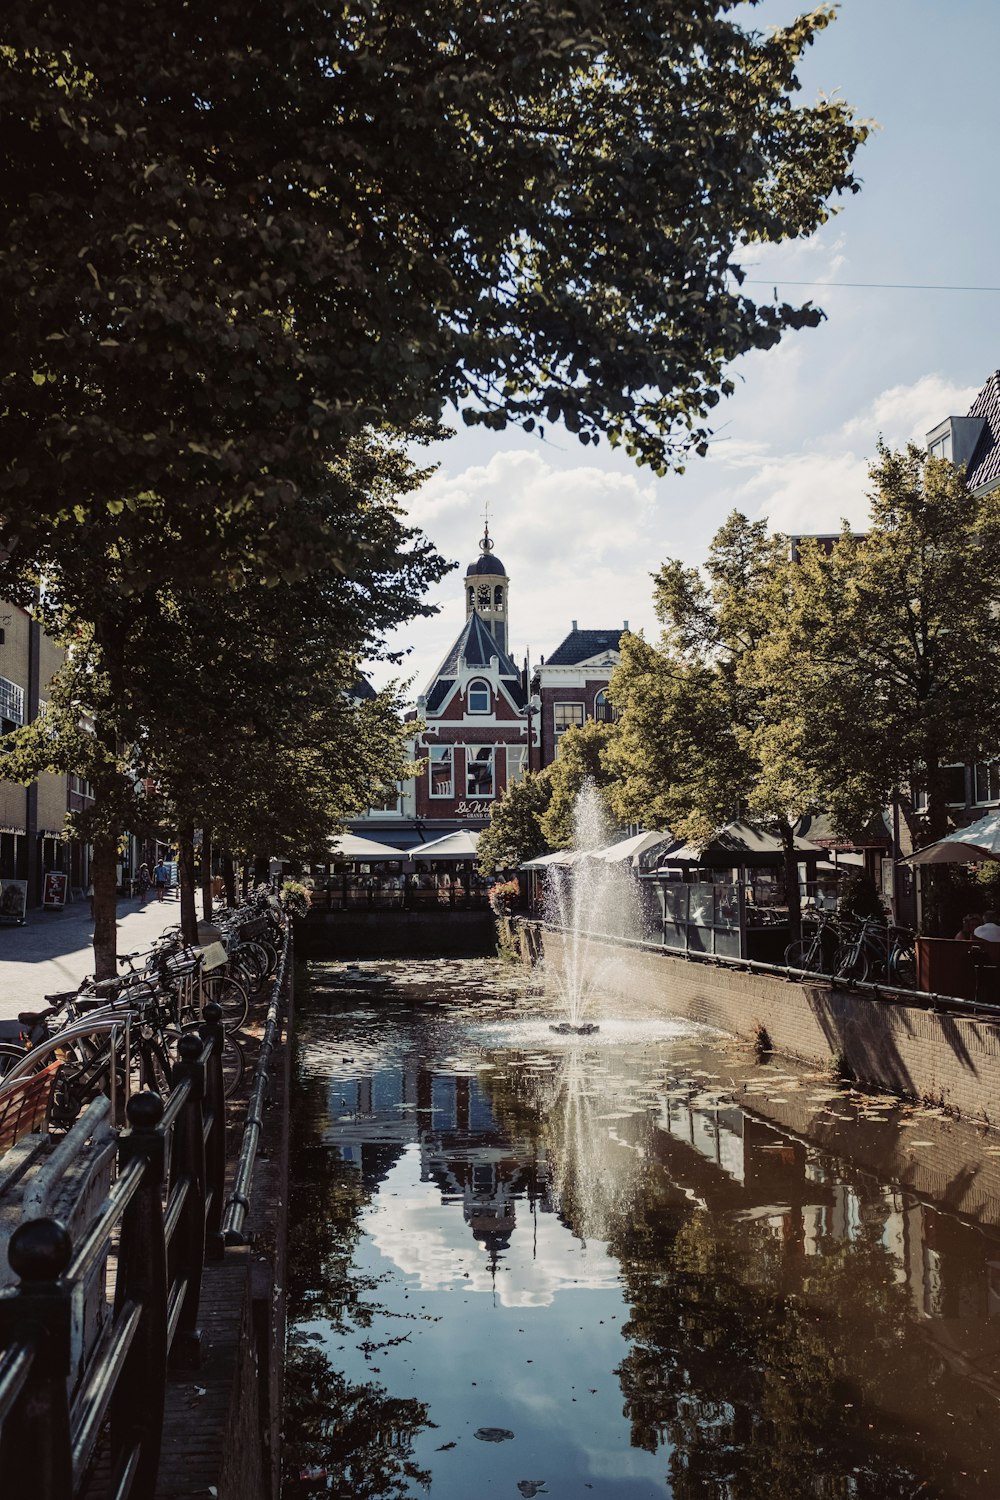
[{"xmin": 464, "ymin": 524, "xmax": 509, "ymax": 654}]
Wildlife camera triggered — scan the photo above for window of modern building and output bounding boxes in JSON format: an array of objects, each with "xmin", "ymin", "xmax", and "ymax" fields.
[
  {"xmin": 466, "ymin": 746, "xmax": 495, "ymax": 798},
  {"xmin": 554, "ymin": 702, "xmax": 585, "ymax": 738},
  {"xmin": 0, "ymin": 675, "xmax": 24, "ymax": 734},
  {"xmin": 928, "ymin": 431, "xmax": 953, "ymax": 461},
  {"xmin": 467, "ymin": 679, "xmax": 491, "ymax": 714},
  {"xmin": 594, "ymin": 689, "xmax": 617, "ymax": 723},
  {"xmin": 506, "ymin": 746, "xmax": 527, "ymax": 784},
  {"xmin": 429, "ymin": 745, "xmax": 453, "ymax": 798},
  {"xmin": 975, "ymin": 761, "xmax": 1000, "ymax": 805}
]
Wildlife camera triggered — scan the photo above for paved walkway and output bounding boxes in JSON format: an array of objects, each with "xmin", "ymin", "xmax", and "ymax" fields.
[{"xmin": 0, "ymin": 891, "xmax": 185, "ymax": 1019}]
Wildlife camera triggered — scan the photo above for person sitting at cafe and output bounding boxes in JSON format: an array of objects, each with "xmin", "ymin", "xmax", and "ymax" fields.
[
  {"xmin": 956, "ymin": 912, "xmax": 985, "ymax": 941},
  {"xmin": 974, "ymin": 910, "xmax": 1000, "ymax": 943}
]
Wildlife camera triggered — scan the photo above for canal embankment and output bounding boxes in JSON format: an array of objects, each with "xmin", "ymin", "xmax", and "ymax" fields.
[
  {"xmin": 512, "ymin": 919, "xmax": 1000, "ymax": 1129},
  {"xmin": 296, "ymin": 906, "xmax": 496, "ymax": 959}
]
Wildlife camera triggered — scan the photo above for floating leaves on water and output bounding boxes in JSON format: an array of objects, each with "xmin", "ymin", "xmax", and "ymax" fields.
[{"xmin": 474, "ymin": 1427, "xmax": 515, "ymax": 1442}]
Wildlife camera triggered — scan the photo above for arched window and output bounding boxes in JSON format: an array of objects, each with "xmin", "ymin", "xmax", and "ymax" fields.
[
  {"xmin": 494, "ymin": 585, "xmax": 504, "ymax": 609},
  {"xmin": 467, "ymin": 679, "xmax": 491, "ymax": 714},
  {"xmin": 468, "ymin": 585, "xmax": 475, "ymax": 608},
  {"xmin": 594, "ymin": 689, "xmax": 617, "ymax": 724}
]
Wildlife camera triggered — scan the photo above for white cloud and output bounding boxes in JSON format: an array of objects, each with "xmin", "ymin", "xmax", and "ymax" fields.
[
  {"xmin": 841, "ymin": 372, "xmax": 979, "ymax": 449},
  {"xmin": 368, "ymin": 371, "xmax": 988, "ymax": 693}
]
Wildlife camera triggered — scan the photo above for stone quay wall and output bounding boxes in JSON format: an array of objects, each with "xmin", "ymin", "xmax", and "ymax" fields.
[
  {"xmin": 516, "ymin": 921, "xmax": 1000, "ymax": 1128},
  {"xmin": 298, "ymin": 907, "xmax": 497, "ymax": 959}
]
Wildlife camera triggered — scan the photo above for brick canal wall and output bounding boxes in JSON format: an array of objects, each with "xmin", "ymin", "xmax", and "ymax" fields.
[
  {"xmin": 519, "ymin": 923, "xmax": 1000, "ymax": 1128},
  {"xmin": 153, "ymin": 966, "xmax": 293, "ymax": 1500},
  {"xmin": 298, "ymin": 907, "xmax": 496, "ymax": 958}
]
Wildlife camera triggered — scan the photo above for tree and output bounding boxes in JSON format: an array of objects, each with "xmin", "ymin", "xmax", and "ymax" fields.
[
  {"xmin": 0, "ymin": 430, "xmax": 448, "ymax": 970},
  {"xmin": 606, "ymin": 513, "xmax": 813, "ymax": 937},
  {"xmin": 477, "ymin": 772, "xmax": 553, "ymax": 875},
  {"xmin": 541, "ymin": 720, "xmax": 618, "ymax": 849},
  {"xmin": 2, "ymin": 1, "xmax": 869, "ymax": 582},
  {"xmin": 759, "ymin": 446, "xmax": 1000, "ymax": 847}
]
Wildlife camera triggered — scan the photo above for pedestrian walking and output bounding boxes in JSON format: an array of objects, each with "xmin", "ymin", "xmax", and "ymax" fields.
[
  {"xmin": 153, "ymin": 858, "xmax": 169, "ymax": 902},
  {"xmin": 137, "ymin": 863, "xmax": 151, "ymax": 903}
]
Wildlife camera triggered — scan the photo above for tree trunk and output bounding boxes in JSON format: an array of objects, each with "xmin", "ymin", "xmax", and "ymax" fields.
[
  {"xmin": 177, "ymin": 823, "xmax": 198, "ymax": 944},
  {"xmin": 223, "ymin": 849, "xmax": 237, "ymax": 907},
  {"xmin": 781, "ymin": 822, "xmax": 802, "ymax": 946},
  {"xmin": 201, "ymin": 826, "xmax": 213, "ymax": 922},
  {"xmin": 91, "ymin": 832, "xmax": 120, "ymax": 981}
]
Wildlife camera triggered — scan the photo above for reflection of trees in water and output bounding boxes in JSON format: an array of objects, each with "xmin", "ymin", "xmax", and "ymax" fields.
[
  {"xmin": 284, "ymin": 1347, "xmax": 431, "ymax": 1500},
  {"xmin": 483, "ymin": 1051, "xmax": 1000, "ymax": 1497},
  {"xmin": 284, "ymin": 1066, "xmax": 432, "ymax": 1498},
  {"xmin": 613, "ymin": 1185, "xmax": 996, "ymax": 1498}
]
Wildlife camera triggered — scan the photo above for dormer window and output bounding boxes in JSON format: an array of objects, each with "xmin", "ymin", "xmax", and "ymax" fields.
[{"xmin": 468, "ymin": 679, "xmax": 491, "ymax": 714}]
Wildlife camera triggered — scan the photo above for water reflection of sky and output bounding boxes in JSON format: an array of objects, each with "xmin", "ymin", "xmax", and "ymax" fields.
[{"xmin": 286, "ymin": 960, "xmax": 1000, "ymax": 1499}]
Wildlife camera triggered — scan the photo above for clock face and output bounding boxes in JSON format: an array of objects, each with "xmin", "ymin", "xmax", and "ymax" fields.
[{"xmin": 477, "ymin": 584, "xmax": 491, "ymax": 609}]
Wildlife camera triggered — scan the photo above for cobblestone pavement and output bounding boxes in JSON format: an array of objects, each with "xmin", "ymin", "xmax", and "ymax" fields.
[{"xmin": 0, "ymin": 890, "xmax": 185, "ymax": 1020}]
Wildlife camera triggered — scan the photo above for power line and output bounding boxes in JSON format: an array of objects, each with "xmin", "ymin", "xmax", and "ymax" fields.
[{"xmin": 743, "ymin": 278, "xmax": 1000, "ymax": 293}]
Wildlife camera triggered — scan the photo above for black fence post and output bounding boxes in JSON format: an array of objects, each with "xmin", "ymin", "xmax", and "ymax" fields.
[
  {"xmin": 0, "ymin": 1218, "xmax": 74, "ymax": 1500},
  {"xmin": 170, "ymin": 1030, "xmax": 208, "ymax": 1366},
  {"xmin": 199, "ymin": 1001, "xmax": 226, "ymax": 1260},
  {"xmin": 113, "ymin": 1090, "xmax": 169, "ymax": 1498}
]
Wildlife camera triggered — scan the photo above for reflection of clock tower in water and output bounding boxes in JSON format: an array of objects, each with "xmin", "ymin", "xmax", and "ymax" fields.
[{"xmin": 465, "ymin": 523, "xmax": 509, "ymax": 653}]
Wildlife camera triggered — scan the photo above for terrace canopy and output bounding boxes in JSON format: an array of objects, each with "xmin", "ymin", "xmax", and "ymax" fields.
[
  {"xmin": 655, "ymin": 820, "xmax": 823, "ymax": 869},
  {"xmin": 904, "ymin": 811, "xmax": 1000, "ymax": 866},
  {"xmin": 411, "ymin": 830, "xmax": 481, "ymax": 860},
  {"xmin": 328, "ymin": 833, "xmax": 406, "ymax": 861}
]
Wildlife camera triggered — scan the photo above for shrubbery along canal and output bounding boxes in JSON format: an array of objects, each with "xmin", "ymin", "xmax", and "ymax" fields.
[{"xmin": 283, "ymin": 958, "xmax": 1000, "ymax": 1498}]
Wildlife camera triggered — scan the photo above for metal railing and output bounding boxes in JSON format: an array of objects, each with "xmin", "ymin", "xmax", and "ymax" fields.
[
  {"xmin": 0, "ymin": 1006, "xmax": 226, "ymax": 1500},
  {"xmin": 514, "ymin": 916, "xmax": 1000, "ymax": 1020},
  {"xmin": 222, "ymin": 924, "xmax": 292, "ymax": 1245}
]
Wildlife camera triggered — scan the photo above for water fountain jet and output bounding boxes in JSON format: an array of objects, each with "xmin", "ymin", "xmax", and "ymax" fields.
[{"xmin": 543, "ymin": 781, "xmax": 645, "ymax": 1030}]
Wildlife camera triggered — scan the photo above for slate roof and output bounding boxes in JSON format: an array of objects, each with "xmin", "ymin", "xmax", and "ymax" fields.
[
  {"xmin": 965, "ymin": 370, "xmax": 1000, "ymax": 494},
  {"xmin": 348, "ymin": 674, "xmax": 377, "ymax": 701},
  {"xmin": 544, "ymin": 628, "xmax": 623, "ymax": 667},
  {"xmin": 424, "ymin": 612, "xmax": 526, "ymax": 714}
]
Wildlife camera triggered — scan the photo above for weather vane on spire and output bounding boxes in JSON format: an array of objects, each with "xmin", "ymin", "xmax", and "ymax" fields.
[{"xmin": 480, "ymin": 501, "xmax": 493, "ymax": 554}]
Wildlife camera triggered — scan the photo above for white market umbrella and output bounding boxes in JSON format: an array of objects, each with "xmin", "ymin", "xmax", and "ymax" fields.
[
  {"xmin": 905, "ymin": 811, "xmax": 1000, "ymax": 866},
  {"xmin": 328, "ymin": 833, "xmax": 407, "ymax": 860},
  {"xmin": 588, "ymin": 831, "xmax": 673, "ymax": 866},
  {"xmin": 411, "ymin": 829, "xmax": 481, "ymax": 859},
  {"xmin": 520, "ymin": 849, "xmax": 583, "ymax": 870}
]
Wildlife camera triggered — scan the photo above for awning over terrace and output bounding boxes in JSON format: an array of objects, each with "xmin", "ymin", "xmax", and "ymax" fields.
[
  {"xmin": 328, "ymin": 833, "xmax": 407, "ymax": 861},
  {"xmin": 411, "ymin": 830, "xmax": 481, "ymax": 859}
]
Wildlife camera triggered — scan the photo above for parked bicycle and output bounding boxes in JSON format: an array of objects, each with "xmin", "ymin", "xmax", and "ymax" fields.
[
  {"xmin": 832, "ymin": 913, "xmax": 916, "ymax": 988},
  {"xmin": 784, "ymin": 909, "xmax": 841, "ymax": 975}
]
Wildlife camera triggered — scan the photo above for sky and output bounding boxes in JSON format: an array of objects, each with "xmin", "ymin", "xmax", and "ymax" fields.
[{"xmin": 369, "ymin": 0, "xmax": 1000, "ymax": 698}]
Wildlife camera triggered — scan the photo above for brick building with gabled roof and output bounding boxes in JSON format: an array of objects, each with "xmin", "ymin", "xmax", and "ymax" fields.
[
  {"xmin": 537, "ymin": 621, "xmax": 627, "ymax": 767},
  {"xmin": 402, "ymin": 527, "xmax": 534, "ymax": 841}
]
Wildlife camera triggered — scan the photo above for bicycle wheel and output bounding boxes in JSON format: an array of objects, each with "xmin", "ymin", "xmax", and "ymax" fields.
[
  {"xmin": 231, "ymin": 942, "xmax": 268, "ymax": 992},
  {"xmin": 0, "ymin": 1042, "xmax": 30, "ymax": 1081},
  {"xmin": 834, "ymin": 942, "xmax": 869, "ymax": 984},
  {"xmin": 192, "ymin": 974, "xmax": 250, "ymax": 1034},
  {"xmin": 890, "ymin": 943, "xmax": 917, "ymax": 990},
  {"xmin": 139, "ymin": 1038, "xmax": 172, "ymax": 1100},
  {"xmin": 784, "ymin": 939, "xmax": 821, "ymax": 974}
]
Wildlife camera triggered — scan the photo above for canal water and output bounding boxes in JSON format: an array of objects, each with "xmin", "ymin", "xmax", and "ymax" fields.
[{"xmin": 284, "ymin": 958, "xmax": 1000, "ymax": 1499}]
